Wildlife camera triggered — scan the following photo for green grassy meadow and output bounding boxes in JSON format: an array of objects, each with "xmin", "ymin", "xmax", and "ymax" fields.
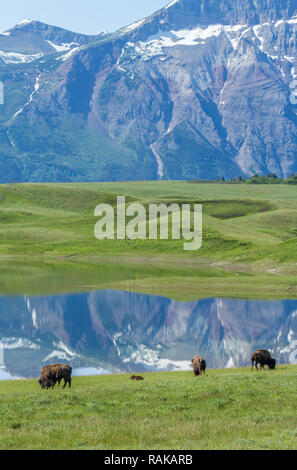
[
  {"xmin": 0, "ymin": 367, "xmax": 297, "ymax": 450},
  {"xmin": 0, "ymin": 181, "xmax": 297, "ymax": 298},
  {"xmin": 1, "ymin": 182, "xmax": 297, "ymax": 451}
]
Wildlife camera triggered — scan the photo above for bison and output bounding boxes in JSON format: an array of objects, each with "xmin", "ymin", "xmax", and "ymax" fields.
[
  {"xmin": 192, "ymin": 356, "xmax": 206, "ymax": 377},
  {"xmin": 251, "ymin": 349, "xmax": 276, "ymax": 370},
  {"xmin": 129, "ymin": 375, "xmax": 144, "ymax": 381},
  {"xmin": 38, "ymin": 364, "xmax": 72, "ymax": 389},
  {"xmin": 38, "ymin": 364, "xmax": 59, "ymax": 389}
]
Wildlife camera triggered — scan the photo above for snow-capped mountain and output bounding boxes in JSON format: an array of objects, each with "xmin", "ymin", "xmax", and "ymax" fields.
[
  {"xmin": 0, "ymin": 0, "xmax": 297, "ymax": 182},
  {"xmin": 0, "ymin": 291, "xmax": 297, "ymax": 378},
  {"xmin": 0, "ymin": 19, "xmax": 107, "ymax": 64}
]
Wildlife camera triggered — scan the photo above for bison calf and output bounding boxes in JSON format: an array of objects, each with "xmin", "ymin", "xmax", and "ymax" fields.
[
  {"xmin": 192, "ymin": 356, "xmax": 206, "ymax": 377},
  {"xmin": 251, "ymin": 349, "xmax": 276, "ymax": 370},
  {"xmin": 130, "ymin": 375, "xmax": 144, "ymax": 381}
]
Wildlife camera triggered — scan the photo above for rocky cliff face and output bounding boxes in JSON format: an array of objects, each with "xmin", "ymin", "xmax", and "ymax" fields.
[{"xmin": 0, "ymin": 0, "xmax": 297, "ymax": 182}]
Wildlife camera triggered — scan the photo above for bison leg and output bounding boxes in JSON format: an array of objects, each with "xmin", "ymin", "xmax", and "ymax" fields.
[{"xmin": 63, "ymin": 377, "xmax": 71, "ymax": 389}]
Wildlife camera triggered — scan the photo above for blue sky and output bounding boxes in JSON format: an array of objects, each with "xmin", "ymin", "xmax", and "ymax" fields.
[{"xmin": 0, "ymin": 0, "xmax": 171, "ymax": 34}]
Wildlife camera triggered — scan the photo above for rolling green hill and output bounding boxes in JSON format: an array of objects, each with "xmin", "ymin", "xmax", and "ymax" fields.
[{"xmin": 0, "ymin": 181, "xmax": 297, "ymax": 299}]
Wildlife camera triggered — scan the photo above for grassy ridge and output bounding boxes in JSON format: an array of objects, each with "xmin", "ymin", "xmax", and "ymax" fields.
[
  {"xmin": 0, "ymin": 367, "xmax": 297, "ymax": 450},
  {"xmin": 0, "ymin": 182, "xmax": 297, "ymax": 298}
]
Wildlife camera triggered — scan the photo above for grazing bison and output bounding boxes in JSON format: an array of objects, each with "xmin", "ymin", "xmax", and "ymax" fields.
[
  {"xmin": 251, "ymin": 349, "xmax": 276, "ymax": 370},
  {"xmin": 38, "ymin": 364, "xmax": 72, "ymax": 389},
  {"xmin": 38, "ymin": 364, "xmax": 59, "ymax": 389},
  {"xmin": 192, "ymin": 356, "xmax": 206, "ymax": 377},
  {"xmin": 130, "ymin": 375, "xmax": 144, "ymax": 381},
  {"xmin": 38, "ymin": 376, "xmax": 55, "ymax": 390}
]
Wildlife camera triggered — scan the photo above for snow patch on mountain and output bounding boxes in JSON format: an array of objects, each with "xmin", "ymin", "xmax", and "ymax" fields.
[
  {"xmin": 124, "ymin": 24, "xmax": 250, "ymax": 63},
  {"xmin": 46, "ymin": 40, "xmax": 79, "ymax": 52},
  {"xmin": 288, "ymin": 329, "xmax": 295, "ymax": 343},
  {"xmin": 284, "ymin": 56, "xmax": 295, "ymax": 63},
  {"xmin": 0, "ymin": 337, "xmax": 40, "ymax": 350},
  {"xmin": 57, "ymin": 46, "xmax": 83, "ymax": 62},
  {"xmin": 275, "ymin": 16, "xmax": 297, "ymax": 27},
  {"xmin": 0, "ymin": 51, "xmax": 43, "ymax": 65},
  {"xmin": 253, "ymin": 25, "xmax": 265, "ymax": 51},
  {"xmin": 43, "ymin": 351, "xmax": 71, "ymax": 362},
  {"xmin": 10, "ymin": 74, "xmax": 41, "ymax": 122},
  {"xmin": 123, "ymin": 344, "xmax": 191, "ymax": 371},
  {"xmin": 274, "ymin": 331, "xmax": 282, "ymax": 343},
  {"xmin": 225, "ymin": 25, "xmax": 250, "ymax": 49},
  {"xmin": 123, "ymin": 14, "xmax": 297, "ymax": 61},
  {"xmin": 32, "ymin": 309, "xmax": 37, "ymax": 329},
  {"xmin": 252, "ymin": 18, "xmax": 297, "ymax": 55},
  {"xmin": 54, "ymin": 341, "xmax": 78, "ymax": 357},
  {"xmin": 226, "ymin": 357, "xmax": 235, "ymax": 368},
  {"xmin": 17, "ymin": 19, "xmax": 33, "ymax": 26},
  {"xmin": 42, "ymin": 341, "xmax": 79, "ymax": 364},
  {"xmin": 6, "ymin": 130, "xmax": 16, "ymax": 149}
]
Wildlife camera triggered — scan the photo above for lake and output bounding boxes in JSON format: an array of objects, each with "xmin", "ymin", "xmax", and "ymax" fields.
[{"xmin": 0, "ymin": 290, "xmax": 296, "ymax": 380}]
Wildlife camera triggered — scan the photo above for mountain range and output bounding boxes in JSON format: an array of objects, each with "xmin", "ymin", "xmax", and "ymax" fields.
[{"xmin": 1, "ymin": 0, "xmax": 297, "ymax": 182}]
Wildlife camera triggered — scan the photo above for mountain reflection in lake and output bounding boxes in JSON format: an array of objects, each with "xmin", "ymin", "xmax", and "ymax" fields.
[{"xmin": 0, "ymin": 290, "xmax": 296, "ymax": 380}]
